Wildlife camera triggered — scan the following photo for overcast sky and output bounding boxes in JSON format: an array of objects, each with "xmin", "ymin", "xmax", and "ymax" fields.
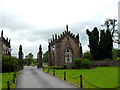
[{"xmin": 0, "ymin": 0, "xmax": 119, "ymax": 58}]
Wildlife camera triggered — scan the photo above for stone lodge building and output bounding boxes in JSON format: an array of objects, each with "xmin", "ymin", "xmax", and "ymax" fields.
[
  {"xmin": 0, "ymin": 30, "xmax": 11, "ymax": 55},
  {"xmin": 48, "ymin": 25, "xmax": 82, "ymax": 67}
]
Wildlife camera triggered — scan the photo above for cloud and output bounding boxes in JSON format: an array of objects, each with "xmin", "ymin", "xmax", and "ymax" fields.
[{"xmin": 0, "ymin": 0, "xmax": 119, "ymax": 58}]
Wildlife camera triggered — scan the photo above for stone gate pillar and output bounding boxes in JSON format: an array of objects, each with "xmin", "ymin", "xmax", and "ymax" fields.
[
  {"xmin": 18, "ymin": 45, "xmax": 23, "ymax": 70},
  {"xmin": 37, "ymin": 45, "xmax": 42, "ymax": 68}
]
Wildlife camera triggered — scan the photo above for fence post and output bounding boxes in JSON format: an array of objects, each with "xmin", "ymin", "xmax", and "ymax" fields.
[
  {"xmin": 53, "ymin": 69, "xmax": 55, "ymax": 76},
  {"xmin": 80, "ymin": 75, "xmax": 83, "ymax": 88},
  {"xmin": 47, "ymin": 67, "xmax": 49, "ymax": 73},
  {"xmin": 43, "ymin": 67, "xmax": 44, "ymax": 71},
  {"xmin": 64, "ymin": 71, "xmax": 66, "ymax": 80},
  {"xmin": 7, "ymin": 81, "xmax": 10, "ymax": 90},
  {"xmin": 13, "ymin": 74, "xmax": 15, "ymax": 84}
]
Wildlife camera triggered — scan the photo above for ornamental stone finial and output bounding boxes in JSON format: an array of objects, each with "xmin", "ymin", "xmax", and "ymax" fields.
[
  {"xmin": 1, "ymin": 30, "xmax": 3, "ymax": 37},
  {"xmin": 39, "ymin": 44, "xmax": 42, "ymax": 51},
  {"xmin": 66, "ymin": 25, "xmax": 68, "ymax": 32}
]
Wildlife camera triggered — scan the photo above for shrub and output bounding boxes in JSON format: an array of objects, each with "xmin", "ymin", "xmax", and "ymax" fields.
[
  {"xmin": 83, "ymin": 51, "xmax": 93, "ymax": 60},
  {"xmin": 73, "ymin": 58, "xmax": 91, "ymax": 69},
  {"xmin": 49, "ymin": 65, "xmax": 64, "ymax": 69},
  {"xmin": 73, "ymin": 58, "xmax": 82, "ymax": 69},
  {"xmin": 81, "ymin": 58, "xmax": 91, "ymax": 69},
  {"xmin": 49, "ymin": 66, "xmax": 53, "ymax": 69},
  {"xmin": 2, "ymin": 55, "xmax": 19, "ymax": 72},
  {"xmin": 116, "ymin": 57, "xmax": 120, "ymax": 60}
]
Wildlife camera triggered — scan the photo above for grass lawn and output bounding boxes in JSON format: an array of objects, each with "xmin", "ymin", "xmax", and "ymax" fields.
[
  {"xmin": 2, "ymin": 72, "xmax": 14, "ymax": 88},
  {"xmin": 44, "ymin": 67, "xmax": 118, "ymax": 88},
  {"xmin": 0, "ymin": 73, "xmax": 2, "ymax": 89}
]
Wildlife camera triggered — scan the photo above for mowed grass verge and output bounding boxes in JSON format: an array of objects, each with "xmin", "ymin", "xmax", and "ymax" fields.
[
  {"xmin": 2, "ymin": 72, "xmax": 14, "ymax": 88},
  {"xmin": 44, "ymin": 67, "xmax": 118, "ymax": 88}
]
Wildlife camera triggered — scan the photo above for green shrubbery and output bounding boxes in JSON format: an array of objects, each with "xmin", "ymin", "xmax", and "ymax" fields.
[
  {"xmin": 49, "ymin": 58, "xmax": 91, "ymax": 69},
  {"xmin": 2, "ymin": 55, "xmax": 19, "ymax": 72},
  {"xmin": 116, "ymin": 57, "xmax": 120, "ymax": 60},
  {"xmin": 112, "ymin": 49, "xmax": 120, "ymax": 60},
  {"xmin": 71, "ymin": 58, "xmax": 91, "ymax": 69},
  {"xmin": 83, "ymin": 51, "xmax": 93, "ymax": 60},
  {"xmin": 49, "ymin": 64, "xmax": 67, "ymax": 69}
]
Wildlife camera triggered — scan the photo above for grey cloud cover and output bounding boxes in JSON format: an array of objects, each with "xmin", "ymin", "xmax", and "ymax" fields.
[{"xmin": 0, "ymin": 0, "xmax": 118, "ymax": 58}]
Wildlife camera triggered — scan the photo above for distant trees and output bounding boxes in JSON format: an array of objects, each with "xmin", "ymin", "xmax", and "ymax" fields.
[
  {"xmin": 42, "ymin": 51, "xmax": 48, "ymax": 63},
  {"xmin": 24, "ymin": 53, "xmax": 34, "ymax": 66},
  {"xmin": 102, "ymin": 19, "xmax": 119, "ymax": 44}
]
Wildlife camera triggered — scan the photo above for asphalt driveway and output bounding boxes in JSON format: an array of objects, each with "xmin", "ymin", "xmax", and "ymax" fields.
[{"xmin": 15, "ymin": 66, "xmax": 77, "ymax": 88}]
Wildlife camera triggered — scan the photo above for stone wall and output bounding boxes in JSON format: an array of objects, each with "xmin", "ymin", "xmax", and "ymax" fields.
[{"xmin": 91, "ymin": 60, "xmax": 120, "ymax": 67}]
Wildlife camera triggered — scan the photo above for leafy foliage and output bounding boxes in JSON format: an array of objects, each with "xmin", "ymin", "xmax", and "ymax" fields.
[
  {"xmin": 81, "ymin": 58, "xmax": 91, "ymax": 69},
  {"xmin": 42, "ymin": 51, "xmax": 48, "ymax": 63},
  {"xmin": 99, "ymin": 30, "xmax": 113, "ymax": 59},
  {"xmin": 105, "ymin": 29, "xmax": 113, "ymax": 59},
  {"xmin": 2, "ymin": 55, "xmax": 19, "ymax": 72},
  {"xmin": 73, "ymin": 58, "xmax": 82, "ymax": 69},
  {"xmin": 101, "ymin": 19, "xmax": 118, "ymax": 41},
  {"xmin": 86, "ymin": 25, "xmax": 113, "ymax": 60},
  {"xmin": 24, "ymin": 53, "xmax": 34, "ymax": 66},
  {"xmin": 99, "ymin": 30, "xmax": 107, "ymax": 59},
  {"xmin": 86, "ymin": 27, "xmax": 99, "ymax": 60},
  {"xmin": 49, "ymin": 64, "xmax": 66, "ymax": 69},
  {"xmin": 72, "ymin": 58, "xmax": 91, "ymax": 69},
  {"xmin": 83, "ymin": 51, "xmax": 93, "ymax": 60},
  {"xmin": 112, "ymin": 49, "xmax": 120, "ymax": 60}
]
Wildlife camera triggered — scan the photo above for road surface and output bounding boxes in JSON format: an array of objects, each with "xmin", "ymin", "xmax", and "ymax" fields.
[{"xmin": 15, "ymin": 66, "xmax": 77, "ymax": 88}]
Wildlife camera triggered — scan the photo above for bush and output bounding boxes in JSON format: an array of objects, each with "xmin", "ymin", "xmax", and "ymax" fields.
[
  {"xmin": 81, "ymin": 58, "xmax": 91, "ymax": 69},
  {"xmin": 112, "ymin": 49, "xmax": 120, "ymax": 60},
  {"xmin": 116, "ymin": 57, "xmax": 120, "ymax": 60},
  {"xmin": 83, "ymin": 51, "xmax": 93, "ymax": 60},
  {"xmin": 72, "ymin": 58, "xmax": 91, "ymax": 69},
  {"xmin": 49, "ymin": 65, "xmax": 64, "ymax": 69},
  {"xmin": 73, "ymin": 58, "xmax": 82, "ymax": 69},
  {"xmin": 2, "ymin": 55, "xmax": 19, "ymax": 72}
]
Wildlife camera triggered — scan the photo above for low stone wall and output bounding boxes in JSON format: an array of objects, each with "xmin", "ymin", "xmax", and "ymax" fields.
[{"xmin": 91, "ymin": 60, "xmax": 120, "ymax": 67}]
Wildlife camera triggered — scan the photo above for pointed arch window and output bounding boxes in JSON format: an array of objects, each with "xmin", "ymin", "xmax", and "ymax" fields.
[{"xmin": 65, "ymin": 47, "xmax": 72, "ymax": 63}]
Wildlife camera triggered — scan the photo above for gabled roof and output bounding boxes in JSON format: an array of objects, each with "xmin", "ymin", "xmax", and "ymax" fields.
[
  {"xmin": 49, "ymin": 25, "xmax": 80, "ymax": 46},
  {"xmin": 1, "ymin": 30, "xmax": 10, "ymax": 47}
]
